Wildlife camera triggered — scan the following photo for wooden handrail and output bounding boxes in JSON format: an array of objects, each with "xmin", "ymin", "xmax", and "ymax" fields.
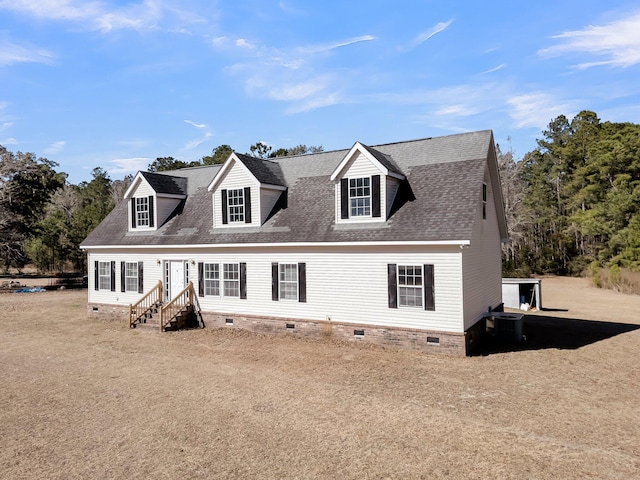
[
  {"xmin": 128, "ymin": 280, "xmax": 163, "ymax": 328},
  {"xmin": 160, "ymin": 281, "xmax": 194, "ymax": 331}
]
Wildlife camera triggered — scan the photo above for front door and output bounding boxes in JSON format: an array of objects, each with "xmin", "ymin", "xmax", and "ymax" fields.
[{"xmin": 168, "ymin": 261, "xmax": 186, "ymax": 300}]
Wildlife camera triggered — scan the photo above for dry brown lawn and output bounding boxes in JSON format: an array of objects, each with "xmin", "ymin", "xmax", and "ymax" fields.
[{"xmin": 1, "ymin": 276, "xmax": 639, "ymax": 479}]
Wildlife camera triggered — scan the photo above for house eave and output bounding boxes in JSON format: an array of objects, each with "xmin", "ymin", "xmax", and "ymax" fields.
[{"xmin": 80, "ymin": 239, "xmax": 471, "ymax": 250}]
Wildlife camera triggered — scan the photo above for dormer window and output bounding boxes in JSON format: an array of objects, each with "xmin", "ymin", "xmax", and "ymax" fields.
[
  {"xmin": 135, "ymin": 197, "xmax": 150, "ymax": 227},
  {"xmin": 340, "ymin": 175, "xmax": 381, "ymax": 220},
  {"xmin": 227, "ymin": 188, "xmax": 245, "ymax": 223},
  {"xmin": 221, "ymin": 187, "xmax": 252, "ymax": 225},
  {"xmin": 350, "ymin": 177, "xmax": 371, "ymax": 217},
  {"xmin": 331, "ymin": 142, "xmax": 406, "ymax": 224},
  {"xmin": 130, "ymin": 195, "xmax": 155, "ymax": 229}
]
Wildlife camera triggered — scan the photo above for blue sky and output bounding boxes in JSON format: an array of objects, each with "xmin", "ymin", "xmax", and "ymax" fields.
[{"xmin": 1, "ymin": 1, "xmax": 639, "ymax": 184}]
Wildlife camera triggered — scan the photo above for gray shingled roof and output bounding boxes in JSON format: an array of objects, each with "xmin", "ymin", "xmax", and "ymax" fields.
[
  {"xmin": 360, "ymin": 144, "xmax": 404, "ymax": 176},
  {"xmin": 234, "ymin": 153, "xmax": 286, "ymax": 186},
  {"xmin": 140, "ymin": 171, "xmax": 187, "ymax": 196},
  {"xmin": 81, "ymin": 130, "xmax": 495, "ymax": 247}
]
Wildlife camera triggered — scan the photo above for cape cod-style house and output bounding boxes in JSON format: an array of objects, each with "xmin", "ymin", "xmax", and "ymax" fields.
[{"xmin": 81, "ymin": 130, "xmax": 508, "ymax": 356}]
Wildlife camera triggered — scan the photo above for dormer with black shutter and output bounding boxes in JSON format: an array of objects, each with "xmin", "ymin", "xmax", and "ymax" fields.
[
  {"xmin": 330, "ymin": 142, "xmax": 406, "ymax": 223},
  {"xmin": 208, "ymin": 152, "xmax": 287, "ymax": 228},
  {"xmin": 123, "ymin": 171, "xmax": 187, "ymax": 232}
]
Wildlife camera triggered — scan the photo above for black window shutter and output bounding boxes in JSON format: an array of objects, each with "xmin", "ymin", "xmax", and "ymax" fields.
[
  {"xmin": 239, "ymin": 262, "xmax": 247, "ymax": 299},
  {"xmin": 197, "ymin": 262, "xmax": 204, "ymax": 297},
  {"xmin": 372, "ymin": 174, "xmax": 381, "ymax": 218},
  {"xmin": 131, "ymin": 199, "xmax": 136, "ymax": 229},
  {"xmin": 221, "ymin": 189, "xmax": 228, "ymax": 224},
  {"xmin": 110, "ymin": 261, "xmax": 116, "ymax": 292},
  {"xmin": 340, "ymin": 178, "xmax": 349, "ymax": 219},
  {"xmin": 120, "ymin": 261, "xmax": 125, "ymax": 292},
  {"xmin": 138, "ymin": 262, "xmax": 144, "ymax": 294},
  {"xmin": 244, "ymin": 187, "xmax": 252, "ymax": 224},
  {"xmin": 298, "ymin": 263, "xmax": 306, "ymax": 303},
  {"xmin": 271, "ymin": 263, "xmax": 279, "ymax": 301},
  {"xmin": 94, "ymin": 261, "xmax": 99, "ymax": 291},
  {"xmin": 148, "ymin": 195, "xmax": 155, "ymax": 228},
  {"xmin": 424, "ymin": 264, "xmax": 435, "ymax": 311},
  {"xmin": 388, "ymin": 264, "xmax": 397, "ymax": 309}
]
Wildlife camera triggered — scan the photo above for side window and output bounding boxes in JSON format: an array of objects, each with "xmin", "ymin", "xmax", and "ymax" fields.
[
  {"xmin": 204, "ymin": 263, "xmax": 220, "ymax": 296},
  {"xmin": 272, "ymin": 262, "xmax": 306, "ymax": 302},
  {"xmin": 124, "ymin": 262, "xmax": 138, "ymax": 292},
  {"xmin": 388, "ymin": 263, "xmax": 434, "ymax": 310},
  {"xmin": 198, "ymin": 262, "xmax": 247, "ymax": 299},
  {"xmin": 482, "ymin": 183, "xmax": 487, "ymax": 220},
  {"xmin": 94, "ymin": 261, "xmax": 115, "ymax": 292}
]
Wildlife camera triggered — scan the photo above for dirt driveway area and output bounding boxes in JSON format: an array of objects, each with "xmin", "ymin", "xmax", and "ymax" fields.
[{"xmin": 1, "ymin": 277, "xmax": 639, "ymax": 479}]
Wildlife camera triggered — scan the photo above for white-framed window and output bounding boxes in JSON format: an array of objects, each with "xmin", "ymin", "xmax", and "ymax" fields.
[
  {"xmin": 98, "ymin": 261, "xmax": 111, "ymax": 290},
  {"xmin": 135, "ymin": 197, "xmax": 150, "ymax": 227},
  {"xmin": 124, "ymin": 262, "xmax": 138, "ymax": 292},
  {"xmin": 223, "ymin": 263, "xmax": 240, "ymax": 297},
  {"xmin": 398, "ymin": 265, "xmax": 423, "ymax": 308},
  {"xmin": 482, "ymin": 183, "xmax": 487, "ymax": 220},
  {"xmin": 227, "ymin": 189, "xmax": 245, "ymax": 223},
  {"xmin": 204, "ymin": 263, "xmax": 220, "ymax": 296},
  {"xmin": 349, "ymin": 177, "xmax": 371, "ymax": 217},
  {"xmin": 278, "ymin": 263, "xmax": 298, "ymax": 300}
]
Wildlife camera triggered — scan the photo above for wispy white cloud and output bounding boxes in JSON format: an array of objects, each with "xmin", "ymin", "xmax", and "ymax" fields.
[
  {"xmin": 1, "ymin": 121, "xmax": 12, "ymax": 130},
  {"xmin": 0, "ymin": 137, "xmax": 18, "ymax": 145},
  {"xmin": 0, "ymin": 0, "xmax": 208, "ymax": 33},
  {"xmin": 0, "ymin": 37, "xmax": 55, "ymax": 67},
  {"xmin": 184, "ymin": 131, "xmax": 213, "ymax": 150},
  {"xmin": 108, "ymin": 157, "xmax": 152, "ymax": 175},
  {"xmin": 539, "ymin": 10, "xmax": 640, "ymax": 68},
  {"xmin": 44, "ymin": 140, "xmax": 65, "ymax": 154},
  {"xmin": 214, "ymin": 33, "xmax": 375, "ymax": 113},
  {"xmin": 479, "ymin": 64, "xmax": 506, "ymax": 75},
  {"xmin": 507, "ymin": 92, "xmax": 573, "ymax": 129},
  {"xmin": 406, "ymin": 19, "xmax": 453, "ymax": 50},
  {"xmin": 297, "ymin": 35, "xmax": 376, "ymax": 55},
  {"xmin": 184, "ymin": 119, "xmax": 207, "ymax": 129}
]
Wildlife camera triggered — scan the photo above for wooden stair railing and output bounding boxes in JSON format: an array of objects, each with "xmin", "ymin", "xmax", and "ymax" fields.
[
  {"xmin": 129, "ymin": 281, "xmax": 163, "ymax": 328},
  {"xmin": 160, "ymin": 281, "xmax": 195, "ymax": 332}
]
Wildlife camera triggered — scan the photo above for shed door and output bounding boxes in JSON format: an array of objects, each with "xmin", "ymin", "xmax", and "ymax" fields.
[{"xmin": 168, "ymin": 261, "xmax": 186, "ymax": 300}]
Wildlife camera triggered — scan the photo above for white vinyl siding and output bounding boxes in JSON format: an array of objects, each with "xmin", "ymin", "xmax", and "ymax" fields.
[
  {"xmin": 386, "ymin": 176, "xmax": 400, "ymax": 215},
  {"xmin": 88, "ymin": 246, "xmax": 464, "ymax": 333},
  {"xmin": 462, "ymin": 167, "xmax": 503, "ymax": 330},
  {"xmin": 156, "ymin": 196, "xmax": 182, "ymax": 227},
  {"xmin": 260, "ymin": 187, "xmax": 283, "ymax": 224}
]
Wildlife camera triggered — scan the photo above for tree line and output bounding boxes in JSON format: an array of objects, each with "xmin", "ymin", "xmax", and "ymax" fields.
[
  {"xmin": 0, "ymin": 142, "xmax": 322, "ymax": 273},
  {"xmin": 499, "ymin": 110, "xmax": 640, "ymax": 278}
]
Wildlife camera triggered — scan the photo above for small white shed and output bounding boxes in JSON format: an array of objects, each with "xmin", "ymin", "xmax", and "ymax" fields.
[{"xmin": 502, "ymin": 278, "xmax": 542, "ymax": 310}]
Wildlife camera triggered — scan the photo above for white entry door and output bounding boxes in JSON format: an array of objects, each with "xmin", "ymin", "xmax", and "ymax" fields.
[{"xmin": 168, "ymin": 261, "xmax": 186, "ymax": 300}]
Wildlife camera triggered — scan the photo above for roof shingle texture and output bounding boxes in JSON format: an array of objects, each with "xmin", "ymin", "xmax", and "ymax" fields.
[{"xmin": 82, "ymin": 130, "xmax": 492, "ymax": 247}]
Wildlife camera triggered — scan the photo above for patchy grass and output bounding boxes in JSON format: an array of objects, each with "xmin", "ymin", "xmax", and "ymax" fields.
[
  {"xmin": 1, "ymin": 278, "xmax": 639, "ymax": 479},
  {"xmin": 589, "ymin": 264, "xmax": 640, "ymax": 295}
]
